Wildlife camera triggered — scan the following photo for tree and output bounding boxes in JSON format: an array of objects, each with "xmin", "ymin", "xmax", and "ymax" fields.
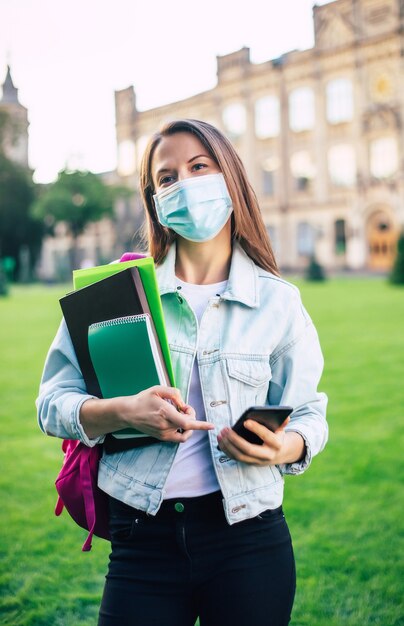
[
  {"xmin": 33, "ymin": 169, "xmax": 117, "ymax": 271},
  {"xmin": 0, "ymin": 152, "xmax": 43, "ymax": 280},
  {"xmin": 389, "ymin": 231, "xmax": 404, "ymax": 285},
  {"xmin": 305, "ymin": 255, "xmax": 326, "ymax": 281}
]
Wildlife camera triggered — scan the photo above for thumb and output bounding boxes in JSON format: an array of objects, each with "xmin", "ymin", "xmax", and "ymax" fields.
[
  {"xmin": 275, "ymin": 415, "xmax": 290, "ymax": 433},
  {"xmin": 154, "ymin": 386, "xmax": 185, "ymax": 409}
]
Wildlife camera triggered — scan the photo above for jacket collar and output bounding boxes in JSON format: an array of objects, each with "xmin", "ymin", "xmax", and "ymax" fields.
[{"xmin": 156, "ymin": 241, "xmax": 260, "ymax": 308}]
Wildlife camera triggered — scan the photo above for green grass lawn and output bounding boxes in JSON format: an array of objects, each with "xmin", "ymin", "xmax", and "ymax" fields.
[{"xmin": 0, "ymin": 279, "xmax": 403, "ymax": 625}]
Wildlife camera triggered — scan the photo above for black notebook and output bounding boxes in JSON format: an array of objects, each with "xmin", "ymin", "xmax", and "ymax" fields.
[{"xmin": 60, "ymin": 267, "xmax": 170, "ymax": 452}]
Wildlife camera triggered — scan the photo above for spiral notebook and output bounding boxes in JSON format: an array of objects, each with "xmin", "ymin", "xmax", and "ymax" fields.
[{"xmin": 88, "ymin": 314, "xmax": 167, "ymax": 440}]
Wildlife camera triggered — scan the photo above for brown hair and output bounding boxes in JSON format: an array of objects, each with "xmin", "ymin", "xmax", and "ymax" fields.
[{"xmin": 139, "ymin": 118, "xmax": 279, "ymax": 275}]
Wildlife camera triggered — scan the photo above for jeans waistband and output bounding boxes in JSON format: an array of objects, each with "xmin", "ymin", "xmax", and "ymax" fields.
[
  {"xmin": 156, "ymin": 491, "xmax": 224, "ymax": 522},
  {"xmin": 109, "ymin": 492, "xmax": 283, "ymax": 524}
]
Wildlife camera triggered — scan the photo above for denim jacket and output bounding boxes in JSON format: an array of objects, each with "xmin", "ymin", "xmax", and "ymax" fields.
[{"xmin": 37, "ymin": 242, "xmax": 328, "ymax": 524}]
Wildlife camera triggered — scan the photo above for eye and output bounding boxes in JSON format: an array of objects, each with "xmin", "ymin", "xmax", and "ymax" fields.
[
  {"xmin": 191, "ymin": 162, "xmax": 208, "ymax": 172},
  {"xmin": 159, "ymin": 174, "xmax": 176, "ymax": 186}
]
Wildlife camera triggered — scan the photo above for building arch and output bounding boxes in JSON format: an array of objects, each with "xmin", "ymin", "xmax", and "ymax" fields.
[{"xmin": 365, "ymin": 206, "xmax": 399, "ymax": 270}]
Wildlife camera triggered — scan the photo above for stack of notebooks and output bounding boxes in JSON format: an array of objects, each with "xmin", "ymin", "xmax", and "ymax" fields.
[{"xmin": 60, "ymin": 258, "xmax": 175, "ymax": 453}]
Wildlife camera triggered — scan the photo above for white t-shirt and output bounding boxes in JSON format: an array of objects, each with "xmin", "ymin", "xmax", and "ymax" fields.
[{"xmin": 163, "ymin": 277, "xmax": 228, "ymax": 499}]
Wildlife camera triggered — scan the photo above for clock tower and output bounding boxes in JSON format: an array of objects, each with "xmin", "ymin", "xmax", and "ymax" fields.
[{"xmin": 0, "ymin": 65, "xmax": 29, "ymax": 168}]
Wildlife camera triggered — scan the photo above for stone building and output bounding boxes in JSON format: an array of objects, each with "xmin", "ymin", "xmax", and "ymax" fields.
[
  {"xmin": 0, "ymin": 65, "xmax": 29, "ymax": 168},
  {"xmin": 115, "ymin": 0, "xmax": 404, "ymax": 271}
]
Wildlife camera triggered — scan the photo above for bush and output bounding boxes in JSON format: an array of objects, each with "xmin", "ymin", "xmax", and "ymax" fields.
[
  {"xmin": 389, "ymin": 232, "xmax": 404, "ymax": 285},
  {"xmin": 305, "ymin": 255, "xmax": 326, "ymax": 282},
  {"xmin": 0, "ymin": 265, "xmax": 8, "ymax": 297}
]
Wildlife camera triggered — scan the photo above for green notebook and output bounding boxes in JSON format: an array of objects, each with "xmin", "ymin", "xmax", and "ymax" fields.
[
  {"xmin": 73, "ymin": 257, "xmax": 175, "ymax": 386},
  {"xmin": 88, "ymin": 314, "xmax": 167, "ymax": 440}
]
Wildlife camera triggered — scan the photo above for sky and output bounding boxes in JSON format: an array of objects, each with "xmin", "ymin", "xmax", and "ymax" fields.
[{"xmin": 0, "ymin": 0, "xmax": 331, "ymax": 183}]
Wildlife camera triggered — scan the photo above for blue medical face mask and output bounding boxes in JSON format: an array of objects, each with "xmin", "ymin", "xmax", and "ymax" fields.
[{"xmin": 153, "ymin": 173, "xmax": 233, "ymax": 242}]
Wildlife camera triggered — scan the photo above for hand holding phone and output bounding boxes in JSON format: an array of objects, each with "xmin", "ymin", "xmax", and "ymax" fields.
[{"xmin": 231, "ymin": 405, "xmax": 293, "ymax": 445}]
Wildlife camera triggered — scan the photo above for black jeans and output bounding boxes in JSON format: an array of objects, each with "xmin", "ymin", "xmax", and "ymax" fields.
[{"xmin": 98, "ymin": 492, "xmax": 296, "ymax": 626}]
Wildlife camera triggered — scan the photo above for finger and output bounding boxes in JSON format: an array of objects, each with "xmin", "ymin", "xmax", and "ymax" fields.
[
  {"xmin": 176, "ymin": 418, "xmax": 215, "ymax": 432},
  {"xmin": 181, "ymin": 404, "xmax": 196, "ymax": 420},
  {"xmin": 220, "ymin": 426, "xmax": 262, "ymax": 452},
  {"xmin": 153, "ymin": 386, "xmax": 185, "ymax": 407},
  {"xmin": 217, "ymin": 427, "xmax": 249, "ymax": 455},
  {"xmin": 166, "ymin": 429, "xmax": 194, "ymax": 443},
  {"xmin": 163, "ymin": 404, "xmax": 214, "ymax": 431},
  {"xmin": 243, "ymin": 419, "xmax": 285, "ymax": 450},
  {"xmin": 217, "ymin": 435, "xmax": 258, "ymax": 464},
  {"xmin": 184, "ymin": 420, "xmax": 215, "ymax": 431},
  {"xmin": 243, "ymin": 419, "xmax": 278, "ymax": 445},
  {"xmin": 218, "ymin": 427, "xmax": 275, "ymax": 462}
]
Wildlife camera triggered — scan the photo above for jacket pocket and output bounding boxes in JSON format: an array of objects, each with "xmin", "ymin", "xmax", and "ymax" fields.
[{"xmin": 225, "ymin": 358, "xmax": 272, "ymax": 422}]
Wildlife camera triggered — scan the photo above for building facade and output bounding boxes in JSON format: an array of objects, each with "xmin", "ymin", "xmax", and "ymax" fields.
[{"xmin": 115, "ymin": 0, "xmax": 404, "ymax": 271}]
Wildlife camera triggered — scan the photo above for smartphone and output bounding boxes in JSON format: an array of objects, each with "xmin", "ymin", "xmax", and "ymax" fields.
[{"xmin": 232, "ymin": 405, "xmax": 293, "ymax": 445}]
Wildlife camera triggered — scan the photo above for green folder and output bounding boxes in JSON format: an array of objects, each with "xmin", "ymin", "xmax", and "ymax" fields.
[
  {"xmin": 73, "ymin": 257, "xmax": 175, "ymax": 386},
  {"xmin": 88, "ymin": 314, "xmax": 166, "ymax": 439}
]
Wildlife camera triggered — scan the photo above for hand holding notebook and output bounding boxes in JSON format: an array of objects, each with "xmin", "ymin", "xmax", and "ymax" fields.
[
  {"xmin": 88, "ymin": 315, "xmax": 212, "ymax": 444},
  {"xmin": 88, "ymin": 314, "xmax": 170, "ymax": 439}
]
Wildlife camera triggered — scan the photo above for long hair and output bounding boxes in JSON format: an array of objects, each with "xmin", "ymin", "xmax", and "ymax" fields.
[{"xmin": 139, "ymin": 118, "xmax": 279, "ymax": 275}]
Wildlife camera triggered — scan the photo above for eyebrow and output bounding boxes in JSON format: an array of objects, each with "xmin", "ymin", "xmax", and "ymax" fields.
[{"xmin": 187, "ymin": 154, "xmax": 212, "ymax": 163}]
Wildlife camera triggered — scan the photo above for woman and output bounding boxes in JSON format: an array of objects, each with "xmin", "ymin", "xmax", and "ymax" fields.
[{"xmin": 37, "ymin": 119, "xmax": 328, "ymax": 626}]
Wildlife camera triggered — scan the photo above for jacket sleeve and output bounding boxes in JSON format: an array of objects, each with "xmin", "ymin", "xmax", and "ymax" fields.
[
  {"xmin": 268, "ymin": 289, "xmax": 328, "ymax": 475},
  {"xmin": 36, "ymin": 319, "xmax": 104, "ymax": 447}
]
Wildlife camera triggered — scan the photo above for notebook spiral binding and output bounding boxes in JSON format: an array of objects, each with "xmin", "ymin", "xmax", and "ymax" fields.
[{"xmin": 90, "ymin": 314, "xmax": 148, "ymax": 330}]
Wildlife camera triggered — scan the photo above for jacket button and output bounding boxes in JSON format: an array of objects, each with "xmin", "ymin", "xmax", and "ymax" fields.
[
  {"xmin": 210, "ymin": 400, "xmax": 227, "ymax": 407},
  {"xmin": 231, "ymin": 504, "xmax": 247, "ymax": 514},
  {"xmin": 174, "ymin": 502, "xmax": 185, "ymax": 513}
]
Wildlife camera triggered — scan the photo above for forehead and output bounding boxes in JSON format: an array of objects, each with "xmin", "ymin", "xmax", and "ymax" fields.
[{"xmin": 152, "ymin": 132, "xmax": 208, "ymax": 171}]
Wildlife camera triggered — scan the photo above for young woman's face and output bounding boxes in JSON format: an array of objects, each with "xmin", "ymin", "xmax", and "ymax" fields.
[{"xmin": 151, "ymin": 132, "xmax": 221, "ymax": 192}]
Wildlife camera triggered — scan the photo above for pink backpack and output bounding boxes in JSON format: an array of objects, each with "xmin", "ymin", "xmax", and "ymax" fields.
[{"xmin": 54, "ymin": 252, "xmax": 145, "ymax": 551}]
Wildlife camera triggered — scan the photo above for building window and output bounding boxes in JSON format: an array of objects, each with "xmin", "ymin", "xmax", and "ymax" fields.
[
  {"xmin": 262, "ymin": 170, "xmax": 274, "ymax": 196},
  {"xmin": 222, "ymin": 103, "xmax": 246, "ymax": 137},
  {"xmin": 255, "ymin": 96, "xmax": 280, "ymax": 138},
  {"xmin": 290, "ymin": 150, "xmax": 315, "ymax": 191},
  {"xmin": 117, "ymin": 139, "xmax": 136, "ymax": 176},
  {"xmin": 297, "ymin": 222, "xmax": 315, "ymax": 256},
  {"xmin": 326, "ymin": 78, "xmax": 354, "ymax": 124},
  {"xmin": 266, "ymin": 225, "xmax": 279, "ymax": 255},
  {"xmin": 335, "ymin": 219, "xmax": 346, "ymax": 255},
  {"xmin": 289, "ymin": 87, "xmax": 315, "ymax": 132},
  {"xmin": 370, "ymin": 137, "xmax": 398, "ymax": 179},
  {"xmin": 261, "ymin": 155, "xmax": 279, "ymax": 196},
  {"xmin": 136, "ymin": 135, "xmax": 150, "ymax": 170},
  {"xmin": 328, "ymin": 144, "xmax": 356, "ymax": 187}
]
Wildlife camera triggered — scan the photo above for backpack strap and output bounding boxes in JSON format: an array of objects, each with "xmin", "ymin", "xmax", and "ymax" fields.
[
  {"xmin": 80, "ymin": 446, "xmax": 97, "ymax": 552},
  {"xmin": 120, "ymin": 252, "xmax": 146, "ymax": 262},
  {"xmin": 54, "ymin": 494, "xmax": 64, "ymax": 517},
  {"xmin": 54, "ymin": 438, "xmax": 70, "ymax": 517}
]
